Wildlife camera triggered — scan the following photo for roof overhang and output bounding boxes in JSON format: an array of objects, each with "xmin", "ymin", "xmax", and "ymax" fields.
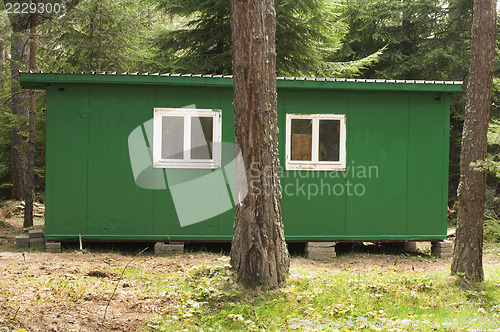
[{"xmin": 19, "ymin": 71, "xmax": 463, "ymax": 93}]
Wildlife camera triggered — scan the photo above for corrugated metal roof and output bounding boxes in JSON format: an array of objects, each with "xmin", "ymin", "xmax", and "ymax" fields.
[{"xmin": 22, "ymin": 70, "xmax": 463, "ymax": 85}]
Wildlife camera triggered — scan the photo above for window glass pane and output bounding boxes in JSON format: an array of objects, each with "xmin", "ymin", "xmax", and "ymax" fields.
[
  {"xmin": 191, "ymin": 116, "xmax": 213, "ymax": 160},
  {"xmin": 291, "ymin": 118, "xmax": 312, "ymax": 161},
  {"xmin": 319, "ymin": 119, "xmax": 340, "ymax": 161},
  {"xmin": 161, "ymin": 116, "xmax": 184, "ymax": 159}
]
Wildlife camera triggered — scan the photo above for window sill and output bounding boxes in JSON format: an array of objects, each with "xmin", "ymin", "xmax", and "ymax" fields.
[
  {"xmin": 285, "ymin": 162, "xmax": 346, "ymax": 171},
  {"xmin": 153, "ymin": 161, "xmax": 221, "ymax": 169}
]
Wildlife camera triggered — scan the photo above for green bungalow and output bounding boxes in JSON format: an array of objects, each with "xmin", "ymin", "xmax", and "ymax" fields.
[{"xmin": 20, "ymin": 72, "xmax": 462, "ymax": 255}]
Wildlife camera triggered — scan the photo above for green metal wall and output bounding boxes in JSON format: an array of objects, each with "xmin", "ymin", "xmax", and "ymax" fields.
[
  {"xmin": 39, "ymin": 78, "xmax": 453, "ymax": 241},
  {"xmin": 280, "ymin": 90, "xmax": 450, "ymax": 241}
]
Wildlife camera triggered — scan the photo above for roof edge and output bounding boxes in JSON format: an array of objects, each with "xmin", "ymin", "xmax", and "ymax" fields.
[{"xmin": 19, "ymin": 71, "xmax": 463, "ymax": 93}]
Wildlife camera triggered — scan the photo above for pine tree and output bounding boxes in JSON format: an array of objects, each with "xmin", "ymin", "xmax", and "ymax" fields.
[
  {"xmin": 152, "ymin": 0, "xmax": 381, "ymax": 77},
  {"xmin": 451, "ymin": 0, "xmax": 496, "ymax": 282},
  {"xmin": 37, "ymin": 0, "xmax": 157, "ymax": 72},
  {"xmin": 6, "ymin": 9, "xmax": 30, "ymax": 200},
  {"xmin": 336, "ymin": 0, "xmax": 472, "ymax": 80},
  {"xmin": 24, "ymin": 3, "xmax": 37, "ymax": 229},
  {"xmin": 230, "ymin": 0, "xmax": 289, "ymax": 288},
  {"xmin": 0, "ymin": 10, "xmax": 14, "ymax": 198}
]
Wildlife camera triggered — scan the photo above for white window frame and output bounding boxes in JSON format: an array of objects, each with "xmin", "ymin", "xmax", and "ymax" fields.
[
  {"xmin": 285, "ymin": 113, "xmax": 346, "ymax": 171},
  {"xmin": 153, "ymin": 108, "xmax": 222, "ymax": 169}
]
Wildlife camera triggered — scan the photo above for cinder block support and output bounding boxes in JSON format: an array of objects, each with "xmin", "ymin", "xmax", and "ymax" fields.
[
  {"xmin": 29, "ymin": 229, "xmax": 45, "ymax": 246},
  {"xmin": 155, "ymin": 242, "xmax": 184, "ymax": 255},
  {"xmin": 403, "ymin": 241, "xmax": 418, "ymax": 253},
  {"xmin": 14, "ymin": 235, "xmax": 30, "ymax": 249},
  {"xmin": 306, "ymin": 242, "xmax": 336, "ymax": 260},
  {"xmin": 431, "ymin": 240, "xmax": 453, "ymax": 258},
  {"xmin": 28, "ymin": 229, "xmax": 44, "ymax": 238},
  {"xmin": 30, "ymin": 237, "xmax": 44, "ymax": 246},
  {"xmin": 46, "ymin": 242, "xmax": 61, "ymax": 253}
]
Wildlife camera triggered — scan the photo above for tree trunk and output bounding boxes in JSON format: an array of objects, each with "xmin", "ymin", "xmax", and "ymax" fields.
[
  {"xmin": 97, "ymin": 0, "xmax": 104, "ymax": 72},
  {"xmin": 1, "ymin": 43, "xmax": 7, "ymax": 75},
  {"xmin": 24, "ymin": 8, "xmax": 38, "ymax": 229},
  {"xmin": 451, "ymin": 0, "xmax": 496, "ymax": 282},
  {"xmin": 230, "ymin": 0, "xmax": 289, "ymax": 288},
  {"xmin": 8, "ymin": 16, "xmax": 29, "ymax": 201}
]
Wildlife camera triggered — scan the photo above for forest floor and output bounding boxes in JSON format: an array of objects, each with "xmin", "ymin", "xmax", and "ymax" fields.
[{"xmin": 0, "ymin": 202, "xmax": 499, "ymax": 331}]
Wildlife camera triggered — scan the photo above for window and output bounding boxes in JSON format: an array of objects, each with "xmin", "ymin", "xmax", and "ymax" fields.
[
  {"xmin": 153, "ymin": 108, "xmax": 222, "ymax": 169},
  {"xmin": 285, "ymin": 114, "xmax": 346, "ymax": 171}
]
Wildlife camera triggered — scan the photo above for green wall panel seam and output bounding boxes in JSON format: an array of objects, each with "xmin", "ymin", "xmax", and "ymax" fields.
[
  {"xmin": 85, "ymin": 87, "xmax": 90, "ymax": 235},
  {"xmin": 141, "ymin": 124, "xmax": 150, "ymax": 147},
  {"xmin": 441, "ymin": 93, "xmax": 451, "ymax": 234},
  {"xmin": 46, "ymin": 89, "xmax": 53, "ymax": 233},
  {"xmin": 405, "ymin": 93, "xmax": 411, "ymax": 236},
  {"xmin": 154, "ymin": 89, "xmax": 159, "ymax": 236},
  {"xmin": 344, "ymin": 91, "xmax": 349, "ymax": 236},
  {"xmin": 280, "ymin": 89, "xmax": 287, "ymax": 236},
  {"xmin": 218, "ymin": 89, "xmax": 223, "ymax": 236}
]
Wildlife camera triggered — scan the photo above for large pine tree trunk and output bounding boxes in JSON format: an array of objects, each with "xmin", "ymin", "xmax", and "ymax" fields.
[
  {"xmin": 24, "ymin": 9, "xmax": 37, "ymax": 229},
  {"xmin": 230, "ymin": 0, "xmax": 289, "ymax": 288},
  {"xmin": 9, "ymin": 16, "xmax": 29, "ymax": 200},
  {"xmin": 451, "ymin": 0, "xmax": 496, "ymax": 282}
]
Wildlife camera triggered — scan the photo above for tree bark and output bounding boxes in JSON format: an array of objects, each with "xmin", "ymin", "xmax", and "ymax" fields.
[
  {"xmin": 451, "ymin": 0, "xmax": 496, "ymax": 282},
  {"xmin": 8, "ymin": 15, "xmax": 30, "ymax": 201},
  {"xmin": 230, "ymin": 0, "xmax": 289, "ymax": 288},
  {"xmin": 24, "ymin": 8, "xmax": 38, "ymax": 229},
  {"xmin": 1, "ymin": 44, "xmax": 7, "ymax": 75},
  {"xmin": 97, "ymin": 0, "xmax": 104, "ymax": 72}
]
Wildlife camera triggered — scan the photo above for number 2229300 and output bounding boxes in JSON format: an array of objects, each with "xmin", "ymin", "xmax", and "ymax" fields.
[{"xmin": 5, "ymin": 2, "xmax": 62, "ymax": 15}]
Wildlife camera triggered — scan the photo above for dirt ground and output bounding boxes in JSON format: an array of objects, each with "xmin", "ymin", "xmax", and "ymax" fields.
[{"xmin": 1, "ymin": 202, "xmax": 499, "ymax": 331}]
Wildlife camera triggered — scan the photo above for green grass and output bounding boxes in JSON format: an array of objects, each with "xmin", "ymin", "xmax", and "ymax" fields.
[
  {"xmin": 1, "ymin": 247, "xmax": 499, "ymax": 331},
  {"xmin": 145, "ymin": 264, "xmax": 500, "ymax": 331}
]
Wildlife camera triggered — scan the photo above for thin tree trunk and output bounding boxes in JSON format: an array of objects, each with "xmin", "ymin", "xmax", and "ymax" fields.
[
  {"xmin": 230, "ymin": 0, "xmax": 289, "ymax": 288},
  {"xmin": 1, "ymin": 43, "xmax": 6, "ymax": 75},
  {"xmin": 98, "ymin": 0, "xmax": 104, "ymax": 72},
  {"xmin": 215, "ymin": 8, "xmax": 225, "ymax": 75},
  {"xmin": 89, "ymin": 14, "xmax": 95, "ymax": 71},
  {"xmin": 9, "ymin": 17, "xmax": 29, "ymax": 200},
  {"xmin": 451, "ymin": 0, "xmax": 496, "ymax": 282},
  {"xmin": 24, "ymin": 7, "xmax": 37, "ymax": 229}
]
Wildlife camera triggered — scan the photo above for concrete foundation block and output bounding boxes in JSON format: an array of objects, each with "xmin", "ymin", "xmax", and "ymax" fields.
[
  {"xmin": 155, "ymin": 242, "xmax": 184, "ymax": 255},
  {"xmin": 28, "ymin": 229, "xmax": 44, "ymax": 238},
  {"xmin": 307, "ymin": 251, "xmax": 337, "ymax": 260},
  {"xmin": 403, "ymin": 241, "xmax": 418, "ymax": 253},
  {"xmin": 46, "ymin": 242, "xmax": 61, "ymax": 253},
  {"xmin": 30, "ymin": 237, "xmax": 44, "ymax": 246},
  {"xmin": 306, "ymin": 242, "xmax": 336, "ymax": 259},
  {"xmin": 306, "ymin": 242, "xmax": 336, "ymax": 248},
  {"xmin": 15, "ymin": 235, "xmax": 30, "ymax": 248},
  {"xmin": 433, "ymin": 240, "xmax": 453, "ymax": 248},
  {"xmin": 431, "ymin": 240, "xmax": 453, "ymax": 258},
  {"xmin": 306, "ymin": 248, "xmax": 337, "ymax": 255}
]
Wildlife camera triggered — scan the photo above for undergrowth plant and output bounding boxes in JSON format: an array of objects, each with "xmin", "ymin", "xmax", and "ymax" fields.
[{"xmin": 146, "ymin": 262, "xmax": 500, "ymax": 331}]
